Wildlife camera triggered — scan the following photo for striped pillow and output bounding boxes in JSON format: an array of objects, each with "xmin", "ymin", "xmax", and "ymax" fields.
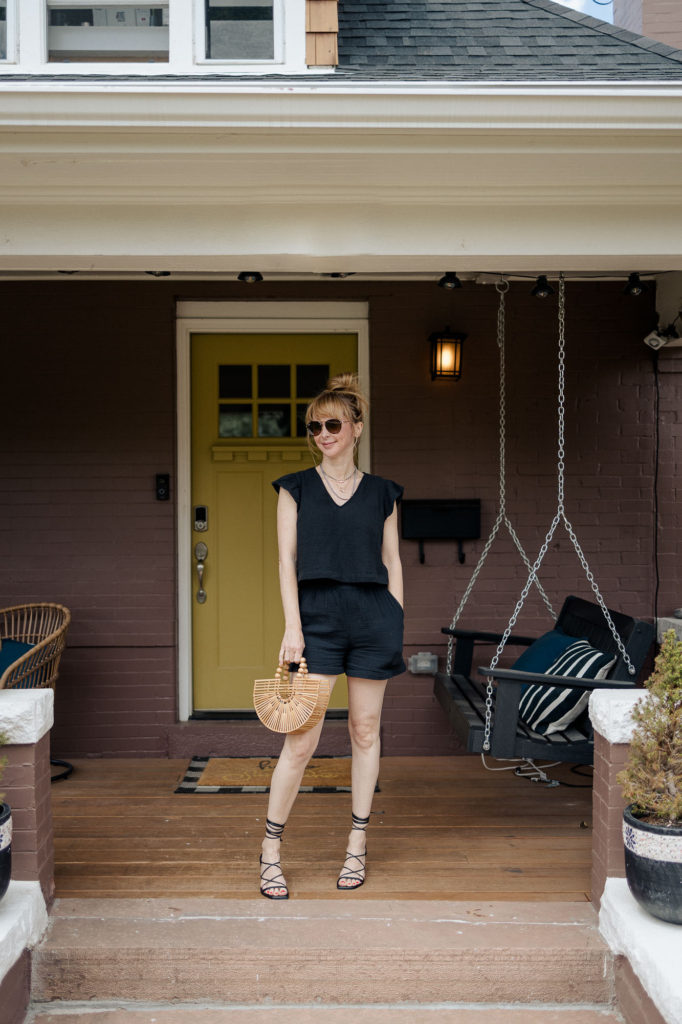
[{"xmin": 518, "ymin": 640, "xmax": 616, "ymax": 736}]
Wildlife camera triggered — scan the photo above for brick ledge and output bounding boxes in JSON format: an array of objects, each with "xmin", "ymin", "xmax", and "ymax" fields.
[
  {"xmin": 0, "ymin": 689, "xmax": 54, "ymax": 746},
  {"xmin": 600, "ymin": 878, "xmax": 682, "ymax": 1024},
  {"xmin": 0, "ymin": 880, "xmax": 48, "ymax": 984}
]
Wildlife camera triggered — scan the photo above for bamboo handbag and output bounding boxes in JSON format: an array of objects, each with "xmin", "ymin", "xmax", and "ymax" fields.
[{"xmin": 253, "ymin": 658, "xmax": 331, "ymax": 734}]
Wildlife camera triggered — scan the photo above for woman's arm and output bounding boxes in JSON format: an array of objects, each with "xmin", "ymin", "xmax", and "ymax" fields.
[
  {"xmin": 276, "ymin": 488, "xmax": 305, "ymax": 664},
  {"xmin": 381, "ymin": 503, "xmax": 404, "ymax": 608}
]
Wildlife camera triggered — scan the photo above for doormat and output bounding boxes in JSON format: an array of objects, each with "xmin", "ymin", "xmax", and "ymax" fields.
[{"xmin": 175, "ymin": 756, "xmax": 380, "ymax": 794}]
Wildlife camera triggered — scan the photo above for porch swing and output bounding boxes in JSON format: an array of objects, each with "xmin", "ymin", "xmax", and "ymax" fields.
[{"xmin": 434, "ymin": 275, "xmax": 655, "ymax": 768}]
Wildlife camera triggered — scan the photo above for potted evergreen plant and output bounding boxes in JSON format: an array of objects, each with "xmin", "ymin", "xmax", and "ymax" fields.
[
  {"xmin": 618, "ymin": 629, "xmax": 682, "ymax": 924},
  {"xmin": 0, "ymin": 732, "xmax": 11, "ymax": 903}
]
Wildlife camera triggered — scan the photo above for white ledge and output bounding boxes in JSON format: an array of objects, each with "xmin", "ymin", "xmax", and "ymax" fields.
[
  {"xmin": 600, "ymin": 878, "xmax": 682, "ymax": 1024},
  {"xmin": 0, "ymin": 881, "xmax": 49, "ymax": 984},
  {"xmin": 0, "ymin": 689, "xmax": 54, "ymax": 745},
  {"xmin": 589, "ymin": 689, "xmax": 645, "ymax": 745},
  {"xmin": 657, "ymin": 617, "xmax": 682, "ymax": 643}
]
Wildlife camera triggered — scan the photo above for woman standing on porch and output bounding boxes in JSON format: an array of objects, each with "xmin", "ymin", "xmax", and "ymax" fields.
[{"xmin": 259, "ymin": 373, "xmax": 405, "ymax": 899}]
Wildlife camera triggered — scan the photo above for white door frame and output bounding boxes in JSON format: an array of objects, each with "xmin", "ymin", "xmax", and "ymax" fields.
[{"xmin": 175, "ymin": 301, "xmax": 370, "ymax": 721}]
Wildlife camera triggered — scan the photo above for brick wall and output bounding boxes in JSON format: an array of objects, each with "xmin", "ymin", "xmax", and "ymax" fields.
[
  {"xmin": 0, "ymin": 279, "xmax": 667, "ymax": 758},
  {"xmin": 591, "ymin": 732, "xmax": 630, "ymax": 904},
  {"xmin": 615, "ymin": 956, "xmax": 669, "ymax": 1024},
  {"xmin": 3, "ymin": 734, "xmax": 53, "ymax": 903},
  {"xmin": 656, "ymin": 349, "xmax": 682, "ymax": 616},
  {"xmin": 1, "ymin": 284, "xmax": 177, "ymax": 757},
  {"xmin": 0, "ymin": 950, "xmax": 30, "ymax": 1024}
]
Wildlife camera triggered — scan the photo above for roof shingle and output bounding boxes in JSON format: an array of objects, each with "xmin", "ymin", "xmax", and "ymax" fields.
[{"xmin": 336, "ymin": 0, "xmax": 682, "ymax": 80}]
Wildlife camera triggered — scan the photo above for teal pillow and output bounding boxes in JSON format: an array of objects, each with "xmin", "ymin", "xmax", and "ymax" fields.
[
  {"xmin": 0, "ymin": 640, "xmax": 35, "ymax": 679},
  {"xmin": 511, "ymin": 629, "xmax": 576, "ymax": 674}
]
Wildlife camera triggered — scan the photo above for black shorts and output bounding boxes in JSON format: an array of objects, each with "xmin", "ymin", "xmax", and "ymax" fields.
[{"xmin": 298, "ymin": 581, "xmax": 406, "ymax": 681}]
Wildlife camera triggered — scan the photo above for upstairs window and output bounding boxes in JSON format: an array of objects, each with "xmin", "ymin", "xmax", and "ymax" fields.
[
  {"xmin": 47, "ymin": 2, "xmax": 169, "ymax": 62},
  {"xmin": 0, "ymin": 3, "xmax": 6, "ymax": 60},
  {"xmin": 0, "ymin": 0, "xmax": 15, "ymax": 61},
  {"xmin": 205, "ymin": 1, "xmax": 275, "ymax": 61}
]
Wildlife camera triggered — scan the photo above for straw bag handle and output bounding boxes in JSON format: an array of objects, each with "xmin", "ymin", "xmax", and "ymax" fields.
[{"xmin": 273, "ymin": 657, "xmax": 309, "ymax": 696}]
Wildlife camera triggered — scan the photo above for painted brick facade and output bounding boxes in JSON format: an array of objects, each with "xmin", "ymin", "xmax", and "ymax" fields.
[
  {"xmin": 615, "ymin": 955, "xmax": 669, "ymax": 1024},
  {"xmin": 591, "ymin": 733, "xmax": 630, "ymax": 905},
  {"xmin": 2, "ymin": 735, "xmax": 54, "ymax": 903},
  {"xmin": 0, "ymin": 279, "xmax": 672, "ymax": 758},
  {"xmin": 0, "ymin": 950, "xmax": 30, "ymax": 1024}
]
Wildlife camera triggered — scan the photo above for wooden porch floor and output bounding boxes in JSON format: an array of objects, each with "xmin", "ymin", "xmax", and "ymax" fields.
[{"xmin": 51, "ymin": 756, "xmax": 594, "ymax": 901}]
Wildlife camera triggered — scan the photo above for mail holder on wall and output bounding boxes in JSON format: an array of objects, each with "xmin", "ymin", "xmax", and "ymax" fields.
[{"xmin": 401, "ymin": 499, "xmax": 481, "ymax": 565}]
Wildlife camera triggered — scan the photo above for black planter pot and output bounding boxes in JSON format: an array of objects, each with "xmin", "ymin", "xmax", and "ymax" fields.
[
  {"xmin": 623, "ymin": 805, "xmax": 682, "ymax": 925},
  {"xmin": 0, "ymin": 802, "xmax": 11, "ymax": 903}
]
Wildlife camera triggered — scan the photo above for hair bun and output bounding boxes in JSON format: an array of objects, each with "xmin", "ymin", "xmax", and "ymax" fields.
[
  {"xmin": 326, "ymin": 372, "xmax": 360, "ymax": 394},
  {"xmin": 305, "ymin": 371, "xmax": 368, "ymax": 426}
]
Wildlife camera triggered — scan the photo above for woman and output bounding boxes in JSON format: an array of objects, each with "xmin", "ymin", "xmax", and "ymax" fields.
[{"xmin": 259, "ymin": 373, "xmax": 405, "ymax": 899}]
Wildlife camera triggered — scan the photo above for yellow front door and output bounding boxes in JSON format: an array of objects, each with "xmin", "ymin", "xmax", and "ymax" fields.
[{"xmin": 190, "ymin": 333, "xmax": 358, "ymax": 711}]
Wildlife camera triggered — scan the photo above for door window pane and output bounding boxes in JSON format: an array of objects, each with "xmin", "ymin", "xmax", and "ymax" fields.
[
  {"xmin": 296, "ymin": 403, "xmax": 308, "ymax": 439},
  {"xmin": 258, "ymin": 404, "xmax": 289, "ymax": 437},
  {"xmin": 206, "ymin": 0, "xmax": 274, "ymax": 60},
  {"xmin": 47, "ymin": 3, "xmax": 169, "ymax": 62},
  {"xmin": 219, "ymin": 364, "xmax": 252, "ymax": 399},
  {"xmin": 258, "ymin": 364, "xmax": 290, "ymax": 398},
  {"xmin": 219, "ymin": 404, "xmax": 252, "ymax": 437},
  {"xmin": 296, "ymin": 363, "xmax": 329, "ymax": 397}
]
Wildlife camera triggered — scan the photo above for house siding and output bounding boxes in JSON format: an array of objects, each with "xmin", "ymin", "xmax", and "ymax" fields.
[
  {"xmin": 614, "ymin": 0, "xmax": 682, "ymax": 49},
  {"xmin": 0, "ymin": 279, "xmax": 669, "ymax": 758}
]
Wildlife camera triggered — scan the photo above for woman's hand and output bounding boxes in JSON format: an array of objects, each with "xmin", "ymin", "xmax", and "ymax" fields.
[{"xmin": 279, "ymin": 626, "xmax": 305, "ymax": 666}]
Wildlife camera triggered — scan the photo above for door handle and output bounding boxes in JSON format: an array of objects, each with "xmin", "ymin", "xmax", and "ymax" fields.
[{"xmin": 195, "ymin": 541, "xmax": 208, "ymax": 604}]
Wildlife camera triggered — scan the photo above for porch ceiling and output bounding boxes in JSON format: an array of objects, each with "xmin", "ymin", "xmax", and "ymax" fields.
[{"xmin": 0, "ymin": 82, "xmax": 681, "ymax": 272}]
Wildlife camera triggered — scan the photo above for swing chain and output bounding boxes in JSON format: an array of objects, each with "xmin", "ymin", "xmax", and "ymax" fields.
[
  {"xmin": 482, "ymin": 274, "xmax": 636, "ymax": 750},
  {"xmin": 497, "ymin": 280, "xmax": 508, "ymax": 516},
  {"xmin": 446, "ymin": 279, "xmax": 555, "ymax": 677},
  {"xmin": 557, "ymin": 274, "xmax": 566, "ymax": 512}
]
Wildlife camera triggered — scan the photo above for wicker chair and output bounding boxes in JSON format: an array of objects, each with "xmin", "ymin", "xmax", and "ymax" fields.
[{"xmin": 0, "ymin": 603, "xmax": 71, "ymax": 690}]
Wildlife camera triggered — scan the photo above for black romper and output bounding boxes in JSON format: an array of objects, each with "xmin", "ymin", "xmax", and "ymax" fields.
[{"xmin": 272, "ymin": 468, "xmax": 406, "ymax": 680}]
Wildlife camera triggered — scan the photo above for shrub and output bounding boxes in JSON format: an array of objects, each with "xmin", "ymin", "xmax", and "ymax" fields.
[{"xmin": 617, "ymin": 629, "xmax": 682, "ymax": 825}]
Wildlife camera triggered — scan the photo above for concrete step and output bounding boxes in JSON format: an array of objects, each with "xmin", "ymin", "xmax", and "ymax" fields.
[
  {"xmin": 32, "ymin": 899, "xmax": 615, "ymax": 1007},
  {"xmin": 28, "ymin": 1005, "xmax": 625, "ymax": 1024}
]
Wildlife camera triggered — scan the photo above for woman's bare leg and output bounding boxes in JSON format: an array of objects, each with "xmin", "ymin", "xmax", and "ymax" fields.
[
  {"xmin": 338, "ymin": 676, "xmax": 389, "ymax": 888},
  {"xmin": 260, "ymin": 675, "xmax": 337, "ymax": 896}
]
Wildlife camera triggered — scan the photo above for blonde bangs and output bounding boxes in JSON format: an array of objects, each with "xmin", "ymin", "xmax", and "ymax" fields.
[{"xmin": 305, "ymin": 396, "xmax": 352, "ymax": 425}]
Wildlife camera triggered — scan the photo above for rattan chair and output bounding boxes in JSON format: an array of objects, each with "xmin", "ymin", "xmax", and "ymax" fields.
[
  {"xmin": 0, "ymin": 603, "xmax": 71, "ymax": 690},
  {"xmin": 0, "ymin": 603, "xmax": 72, "ymax": 779}
]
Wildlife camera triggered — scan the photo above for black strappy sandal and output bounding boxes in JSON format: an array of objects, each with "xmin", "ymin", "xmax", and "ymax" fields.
[
  {"xmin": 337, "ymin": 811, "xmax": 370, "ymax": 891},
  {"xmin": 260, "ymin": 817, "xmax": 289, "ymax": 900}
]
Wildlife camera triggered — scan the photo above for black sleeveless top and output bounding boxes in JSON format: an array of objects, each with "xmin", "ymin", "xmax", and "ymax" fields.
[{"xmin": 272, "ymin": 468, "xmax": 403, "ymax": 585}]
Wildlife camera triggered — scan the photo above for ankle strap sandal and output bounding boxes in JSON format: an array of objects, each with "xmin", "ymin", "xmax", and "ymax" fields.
[{"xmin": 337, "ymin": 812, "xmax": 370, "ymax": 891}]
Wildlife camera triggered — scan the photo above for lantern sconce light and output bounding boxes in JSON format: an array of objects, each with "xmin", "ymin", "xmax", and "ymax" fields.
[{"xmin": 429, "ymin": 326, "xmax": 466, "ymax": 381}]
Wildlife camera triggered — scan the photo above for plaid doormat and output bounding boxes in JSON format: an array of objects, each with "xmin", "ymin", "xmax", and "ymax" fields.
[{"xmin": 175, "ymin": 755, "xmax": 379, "ymax": 794}]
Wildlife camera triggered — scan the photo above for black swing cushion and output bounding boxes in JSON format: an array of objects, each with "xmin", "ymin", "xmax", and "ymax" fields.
[{"xmin": 518, "ymin": 639, "xmax": 615, "ymax": 735}]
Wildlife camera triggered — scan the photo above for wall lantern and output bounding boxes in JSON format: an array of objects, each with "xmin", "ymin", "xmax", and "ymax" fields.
[{"xmin": 429, "ymin": 326, "xmax": 466, "ymax": 381}]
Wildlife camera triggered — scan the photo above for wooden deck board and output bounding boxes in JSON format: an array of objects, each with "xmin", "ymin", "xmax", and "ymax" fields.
[{"xmin": 51, "ymin": 756, "xmax": 593, "ymax": 901}]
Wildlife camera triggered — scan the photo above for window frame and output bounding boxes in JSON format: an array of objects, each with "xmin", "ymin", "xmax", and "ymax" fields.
[
  {"xmin": 0, "ymin": 0, "xmax": 18, "ymax": 63},
  {"xmin": 197, "ymin": 0, "xmax": 283, "ymax": 67},
  {"xmin": 45, "ymin": 0, "xmax": 170, "ymax": 65},
  {"xmin": 7, "ymin": 0, "xmax": 308, "ymax": 75}
]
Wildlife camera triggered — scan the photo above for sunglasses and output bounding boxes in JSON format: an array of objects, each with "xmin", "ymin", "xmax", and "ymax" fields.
[{"xmin": 306, "ymin": 418, "xmax": 347, "ymax": 437}]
